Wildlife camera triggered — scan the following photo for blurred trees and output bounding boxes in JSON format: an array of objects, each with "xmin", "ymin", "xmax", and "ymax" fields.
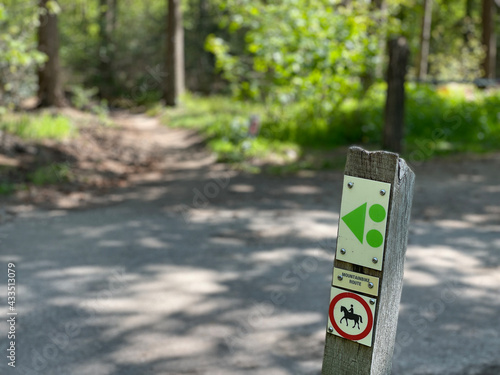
[
  {"xmin": 0, "ymin": 1, "xmax": 46, "ymax": 108},
  {"xmin": 0, "ymin": 0, "xmax": 498, "ymax": 110}
]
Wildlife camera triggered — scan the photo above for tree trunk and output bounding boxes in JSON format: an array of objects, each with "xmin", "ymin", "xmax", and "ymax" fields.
[
  {"xmin": 482, "ymin": 0, "xmax": 496, "ymax": 79},
  {"xmin": 37, "ymin": 0, "xmax": 66, "ymax": 107},
  {"xmin": 463, "ymin": 0, "xmax": 474, "ymax": 49},
  {"xmin": 98, "ymin": 0, "xmax": 117, "ymax": 99},
  {"xmin": 164, "ymin": 0, "xmax": 185, "ymax": 107},
  {"xmin": 374, "ymin": 0, "xmax": 388, "ymax": 80},
  {"xmin": 383, "ymin": 37, "xmax": 409, "ymax": 154},
  {"xmin": 360, "ymin": 0, "xmax": 387, "ymax": 90},
  {"xmin": 197, "ymin": 0, "xmax": 211, "ymax": 93},
  {"xmin": 416, "ymin": 0, "xmax": 433, "ymax": 80}
]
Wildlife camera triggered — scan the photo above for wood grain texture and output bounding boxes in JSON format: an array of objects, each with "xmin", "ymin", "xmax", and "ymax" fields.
[{"xmin": 322, "ymin": 146, "xmax": 415, "ymax": 375}]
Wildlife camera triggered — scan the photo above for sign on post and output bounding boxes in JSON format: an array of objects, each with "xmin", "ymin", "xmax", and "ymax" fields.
[
  {"xmin": 322, "ymin": 147, "xmax": 415, "ymax": 375},
  {"xmin": 336, "ymin": 176, "xmax": 391, "ymax": 271},
  {"xmin": 328, "ymin": 287, "xmax": 376, "ymax": 347}
]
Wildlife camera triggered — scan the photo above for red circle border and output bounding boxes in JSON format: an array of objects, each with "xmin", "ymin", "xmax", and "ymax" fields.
[{"xmin": 328, "ymin": 292, "xmax": 373, "ymax": 341}]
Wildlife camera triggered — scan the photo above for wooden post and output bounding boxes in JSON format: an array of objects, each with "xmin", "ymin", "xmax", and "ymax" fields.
[
  {"xmin": 481, "ymin": 0, "xmax": 496, "ymax": 79},
  {"xmin": 383, "ymin": 37, "xmax": 409, "ymax": 154},
  {"xmin": 321, "ymin": 146, "xmax": 415, "ymax": 375}
]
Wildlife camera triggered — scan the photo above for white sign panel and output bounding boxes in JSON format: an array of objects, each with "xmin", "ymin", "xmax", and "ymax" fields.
[
  {"xmin": 327, "ymin": 287, "xmax": 377, "ymax": 347},
  {"xmin": 336, "ymin": 175, "xmax": 391, "ymax": 270}
]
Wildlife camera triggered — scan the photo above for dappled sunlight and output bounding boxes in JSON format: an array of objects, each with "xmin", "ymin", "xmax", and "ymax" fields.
[
  {"xmin": 407, "ymin": 244, "xmax": 482, "ymax": 270},
  {"xmin": 137, "ymin": 236, "xmax": 169, "ymax": 249},
  {"xmin": 229, "ymin": 184, "xmax": 255, "ymax": 193},
  {"xmin": 283, "ymin": 185, "xmax": 322, "ymax": 194},
  {"xmin": 64, "ymin": 224, "xmax": 123, "ymax": 239},
  {"xmin": 1, "ymin": 148, "xmax": 499, "ymax": 375},
  {"xmin": 433, "ymin": 219, "xmax": 472, "ymax": 229},
  {"xmin": 403, "ymin": 266, "xmax": 441, "ymax": 287},
  {"xmin": 250, "ymin": 248, "xmax": 303, "ymax": 263}
]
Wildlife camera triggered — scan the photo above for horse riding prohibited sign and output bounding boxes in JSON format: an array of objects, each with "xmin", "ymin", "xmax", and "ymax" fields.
[{"xmin": 328, "ymin": 287, "xmax": 376, "ymax": 347}]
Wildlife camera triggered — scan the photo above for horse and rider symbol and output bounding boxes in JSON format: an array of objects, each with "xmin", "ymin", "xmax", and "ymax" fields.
[
  {"xmin": 339, "ymin": 304, "xmax": 363, "ymax": 329},
  {"xmin": 329, "ymin": 289, "xmax": 375, "ymax": 346}
]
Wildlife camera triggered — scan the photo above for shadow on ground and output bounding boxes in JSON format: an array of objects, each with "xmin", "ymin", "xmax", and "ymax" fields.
[{"xmin": 0, "ymin": 151, "xmax": 499, "ymax": 375}]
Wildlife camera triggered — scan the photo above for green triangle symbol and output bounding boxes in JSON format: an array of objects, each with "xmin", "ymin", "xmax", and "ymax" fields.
[{"xmin": 342, "ymin": 202, "xmax": 367, "ymax": 244}]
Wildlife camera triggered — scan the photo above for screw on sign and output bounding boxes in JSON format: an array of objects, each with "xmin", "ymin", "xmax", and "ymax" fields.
[{"xmin": 327, "ymin": 287, "xmax": 376, "ymax": 347}]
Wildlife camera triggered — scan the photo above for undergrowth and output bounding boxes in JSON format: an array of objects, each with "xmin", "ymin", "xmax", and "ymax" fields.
[{"xmin": 161, "ymin": 84, "xmax": 500, "ymax": 169}]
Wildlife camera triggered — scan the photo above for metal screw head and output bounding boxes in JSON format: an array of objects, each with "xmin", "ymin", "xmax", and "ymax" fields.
[
  {"xmin": 368, "ymin": 282, "xmax": 374, "ymax": 289},
  {"xmin": 347, "ymin": 182, "xmax": 354, "ymax": 189},
  {"xmin": 372, "ymin": 257, "xmax": 378, "ymax": 264},
  {"xmin": 380, "ymin": 189, "xmax": 386, "ymax": 196},
  {"xmin": 328, "ymin": 326, "xmax": 334, "ymax": 333},
  {"xmin": 337, "ymin": 275, "xmax": 343, "ymax": 281},
  {"xmin": 340, "ymin": 248, "xmax": 346, "ymax": 255},
  {"xmin": 370, "ymin": 299, "xmax": 376, "ymax": 305}
]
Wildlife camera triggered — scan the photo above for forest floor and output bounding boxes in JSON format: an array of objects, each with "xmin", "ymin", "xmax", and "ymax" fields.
[{"xmin": 0, "ymin": 110, "xmax": 499, "ymax": 374}]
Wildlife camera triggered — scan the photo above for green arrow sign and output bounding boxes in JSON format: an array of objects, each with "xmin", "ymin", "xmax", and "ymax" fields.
[{"xmin": 341, "ymin": 202, "xmax": 366, "ymax": 244}]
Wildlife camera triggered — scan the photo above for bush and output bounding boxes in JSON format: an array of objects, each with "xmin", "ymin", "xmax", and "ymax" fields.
[
  {"xmin": 1, "ymin": 112, "xmax": 76, "ymax": 140},
  {"xmin": 162, "ymin": 85, "xmax": 500, "ymax": 167},
  {"xmin": 28, "ymin": 163, "xmax": 72, "ymax": 186}
]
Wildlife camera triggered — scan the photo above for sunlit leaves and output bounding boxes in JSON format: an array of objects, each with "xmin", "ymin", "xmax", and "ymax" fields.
[
  {"xmin": 208, "ymin": 0, "xmax": 379, "ymax": 113},
  {"xmin": 0, "ymin": 1, "xmax": 46, "ymax": 107}
]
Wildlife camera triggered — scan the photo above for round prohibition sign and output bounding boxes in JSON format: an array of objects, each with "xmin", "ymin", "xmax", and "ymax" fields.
[{"xmin": 329, "ymin": 292, "xmax": 374, "ymax": 341}]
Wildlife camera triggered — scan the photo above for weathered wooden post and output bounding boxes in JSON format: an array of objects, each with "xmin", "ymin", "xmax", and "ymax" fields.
[{"xmin": 321, "ymin": 146, "xmax": 415, "ymax": 375}]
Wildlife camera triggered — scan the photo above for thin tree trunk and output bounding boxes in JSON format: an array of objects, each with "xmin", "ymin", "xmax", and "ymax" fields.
[
  {"xmin": 98, "ymin": 0, "xmax": 116, "ymax": 99},
  {"xmin": 164, "ymin": 0, "xmax": 185, "ymax": 107},
  {"xmin": 37, "ymin": 0, "xmax": 66, "ymax": 107},
  {"xmin": 360, "ymin": 0, "xmax": 387, "ymax": 90},
  {"xmin": 383, "ymin": 37, "xmax": 409, "ymax": 153},
  {"xmin": 463, "ymin": 0, "xmax": 474, "ymax": 48},
  {"xmin": 416, "ymin": 0, "xmax": 433, "ymax": 80},
  {"xmin": 482, "ymin": 0, "xmax": 496, "ymax": 79},
  {"xmin": 374, "ymin": 0, "xmax": 388, "ymax": 79},
  {"xmin": 197, "ymin": 0, "xmax": 211, "ymax": 93}
]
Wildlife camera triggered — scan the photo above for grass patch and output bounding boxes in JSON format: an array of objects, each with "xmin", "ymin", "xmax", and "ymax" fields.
[
  {"xmin": 0, "ymin": 182, "xmax": 16, "ymax": 195},
  {"xmin": 28, "ymin": 163, "xmax": 72, "ymax": 186},
  {"xmin": 162, "ymin": 94, "xmax": 300, "ymax": 164},
  {"xmin": 1, "ymin": 112, "xmax": 76, "ymax": 140},
  {"xmin": 161, "ymin": 86, "xmax": 500, "ymax": 169}
]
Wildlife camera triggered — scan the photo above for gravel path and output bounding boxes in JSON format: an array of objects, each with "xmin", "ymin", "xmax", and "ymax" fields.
[{"xmin": 0, "ymin": 115, "xmax": 499, "ymax": 374}]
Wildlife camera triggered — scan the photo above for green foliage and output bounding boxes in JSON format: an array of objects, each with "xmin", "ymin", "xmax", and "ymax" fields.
[
  {"xmin": 207, "ymin": 1, "xmax": 378, "ymax": 105},
  {"xmin": 67, "ymin": 85, "xmax": 110, "ymax": 121},
  {"xmin": 162, "ymin": 94, "xmax": 300, "ymax": 163},
  {"xmin": 405, "ymin": 84, "xmax": 500, "ymax": 155},
  {"xmin": 0, "ymin": 1, "xmax": 47, "ymax": 108},
  {"xmin": 1, "ymin": 112, "xmax": 75, "ymax": 140},
  {"xmin": 0, "ymin": 182, "xmax": 16, "ymax": 195},
  {"xmin": 424, "ymin": 0, "xmax": 484, "ymax": 80},
  {"xmin": 162, "ymin": 85, "xmax": 500, "ymax": 167},
  {"xmin": 205, "ymin": 0, "xmax": 390, "ymax": 148},
  {"xmin": 28, "ymin": 163, "xmax": 72, "ymax": 186}
]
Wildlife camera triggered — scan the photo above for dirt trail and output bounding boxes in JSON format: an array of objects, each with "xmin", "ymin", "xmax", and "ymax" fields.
[{"xmin": 0, "ymin": 114, "xmax": 499, "ymax": 375}]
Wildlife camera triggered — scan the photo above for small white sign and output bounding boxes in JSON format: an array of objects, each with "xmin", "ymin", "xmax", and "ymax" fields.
[
  {"xmin": 327, "ymin": 287, "xmax": 377, "ymax": 347},
  {"xmin": 336, "ymin": 175, "xmax": 391, "ymax": 270}
]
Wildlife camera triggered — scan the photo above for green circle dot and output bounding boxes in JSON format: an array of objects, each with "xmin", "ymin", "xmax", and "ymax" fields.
[
  {"xmin": 369, "ymin": 204, "xmax": 386, "ymax": 223},
  {"xmin": 366, "ymin": 230, "xmax": 383, "ymax": 248}
]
